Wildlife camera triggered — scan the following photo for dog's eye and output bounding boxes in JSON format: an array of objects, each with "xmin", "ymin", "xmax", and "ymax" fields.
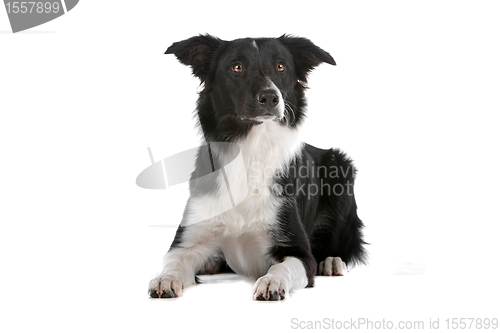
[
  {"xmin": 232, "ymin": 64, "xmax": 243, "ymax": 73},
  {"xmin": 277, "ymin": 63, "xmax": 285, "ymax": 72}
]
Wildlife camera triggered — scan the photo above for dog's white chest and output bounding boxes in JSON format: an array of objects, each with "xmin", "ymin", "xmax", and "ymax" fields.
[
  {"xmin": 221, "ymin": 231, "xmax": 274, "ymax": 278},
  {"xmin": 217, "ymin": 121, "xmax": 302, "ymax": 276},
  {"xmin": 182, "ymin": 121, "xmax": 302, "ymax": 276}
]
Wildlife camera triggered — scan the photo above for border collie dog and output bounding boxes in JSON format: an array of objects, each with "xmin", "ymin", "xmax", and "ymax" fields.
[{"xmin": 149, "ymin": 35, "xmax": 366, "ymax": 300}]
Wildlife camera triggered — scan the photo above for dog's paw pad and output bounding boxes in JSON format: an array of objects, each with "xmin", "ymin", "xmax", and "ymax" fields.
[
  {"xmin": 318, "ymin": 257, "xmax": 347, "ymax": 276},
  {"xmin": 269, "ymin": 290, "xmax": 280, "ymax": 301},
  {"xmin": 149, "ymin": 275, "xmax": 183, "ymax": 298},
  {"xmin": 253, "ymin": 275, "xmax": 288, "ymax": 301},
  {"xmin": 150, "ymin": 289, "xmax": 160, "ymax": 298}
]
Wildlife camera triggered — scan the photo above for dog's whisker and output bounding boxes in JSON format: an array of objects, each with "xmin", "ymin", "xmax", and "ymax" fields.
[{"xmin": 284, "ymin": 101, "xmax": 296, "ymax": 125}]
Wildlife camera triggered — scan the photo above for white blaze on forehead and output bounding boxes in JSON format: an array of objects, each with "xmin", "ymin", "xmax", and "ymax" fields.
[
  {"xmin": 266, "ymin": 78, "xmax": 285, "ymax": 119},
  {"xmin": 252, "ymin": 40, "xmax": 258, "ymax": 50}
]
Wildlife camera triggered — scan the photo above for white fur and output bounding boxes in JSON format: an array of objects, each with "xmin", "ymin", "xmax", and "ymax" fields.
[
  {"xmin": 150, "ymin": 121, "xmax": 306, "ymax": 296},
  {"xmin": 253, "ymin": 256, "xmax": 308, "ymax": 300},
  {"xmin": 221, "ymin": 231, "xmax": 274, "ymax": 278},
  {"xmin": 318, "ymin": 256, "xmax": 347, "ymax": 276},
  {"xmin": 266, "ymin": 79, "xmax": 285, "ymax": 119}
]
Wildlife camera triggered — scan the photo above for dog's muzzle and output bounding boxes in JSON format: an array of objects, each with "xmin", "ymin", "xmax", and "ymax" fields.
[{"xmin": 252, "ymin": 87, "xmax": 284, "ymax": 121}]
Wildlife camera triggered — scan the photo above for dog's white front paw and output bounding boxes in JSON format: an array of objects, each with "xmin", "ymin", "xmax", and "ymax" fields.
[
  {"xmin": 149, "ymin": 274, "xmax": 183, "ymax": 298},
  {"xmin": 318, "ymin": 257, "xmax": 347, "ymax": 276},
  {"xmin": 253, "ymin": 274, "xmax": 288, "ymax": 301}
]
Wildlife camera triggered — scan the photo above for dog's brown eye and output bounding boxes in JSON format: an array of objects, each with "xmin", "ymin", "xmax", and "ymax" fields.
[
  {"xmin": 232, "ymin": 64, "xmax": 243, "ymax": 73},
  {"xmin": 277, "ymin": 63, "xmax": 285, "ymax": 72}
]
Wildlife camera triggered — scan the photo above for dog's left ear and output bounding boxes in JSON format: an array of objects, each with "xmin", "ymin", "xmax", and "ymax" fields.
[
  {"xmin": 278, "ymin": 35, "xmax": 336, "ymax": 82},
  {"xmin": 165, "ymin": 34, "xmax": 223, "ymax": 82}
]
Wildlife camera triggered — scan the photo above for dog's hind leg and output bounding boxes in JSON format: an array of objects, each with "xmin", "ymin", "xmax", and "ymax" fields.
[
  {"xmin": 309, "ymin": 148, "xmax": 367, "ymax": 269},
  {"xmin": 317, "ymin": 257, "xmax": 347, "ymax": 276}
]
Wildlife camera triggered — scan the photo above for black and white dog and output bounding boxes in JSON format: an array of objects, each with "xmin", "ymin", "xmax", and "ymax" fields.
[{"xmin": 149, "ymin": 35, "xmax": 366, "ymax": 300}]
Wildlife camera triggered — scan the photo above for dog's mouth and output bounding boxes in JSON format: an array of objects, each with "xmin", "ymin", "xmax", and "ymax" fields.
[{"xmin": 240, "ymin": 113, "xmax": 280, "ymax": 124}]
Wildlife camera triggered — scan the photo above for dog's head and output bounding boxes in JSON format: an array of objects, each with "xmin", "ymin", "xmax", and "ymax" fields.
[{"xmin": 165, "ymin": 35, "xmax": 335, "ymax": 140}]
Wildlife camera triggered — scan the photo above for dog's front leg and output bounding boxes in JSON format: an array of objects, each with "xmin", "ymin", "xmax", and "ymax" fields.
[
  {"xmin": 149, "ymin": 227, "xmax": 219, "ymax": 298},
  {"xmin": 253, "ymin": 198, "xmax": 316, "ymax": 301},
  {"xmin": 253, "ymin": 256, "xmax": 308, "ymax": 301}
]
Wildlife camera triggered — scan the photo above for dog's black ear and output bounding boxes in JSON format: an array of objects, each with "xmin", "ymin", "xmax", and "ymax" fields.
[
  {"xmin": 165, "ymin": 34, "xmax": 223, "ymax": 81},
  {"xmin": 278, "ymin": 35, "xmax": 336, "ymax": 82}
]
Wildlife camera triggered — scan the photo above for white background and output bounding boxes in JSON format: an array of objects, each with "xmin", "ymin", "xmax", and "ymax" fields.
[{"xmin": 1, "ymin": 1, "xmax": 499, "ymax": 332}]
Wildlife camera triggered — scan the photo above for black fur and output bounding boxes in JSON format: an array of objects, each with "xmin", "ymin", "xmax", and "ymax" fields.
[{"xmin": 288, "ymin": 145, "xmax": 367, "ymax": 266}]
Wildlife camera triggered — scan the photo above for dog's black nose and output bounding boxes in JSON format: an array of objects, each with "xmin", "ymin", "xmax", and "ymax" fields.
[{"xmin": 257, "ymin": 90, "xmax": 279, "ymax": 107}]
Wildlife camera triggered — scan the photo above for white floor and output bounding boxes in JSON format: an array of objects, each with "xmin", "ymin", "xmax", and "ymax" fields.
[
  {"xmin": 2, "ymin": 1, "xmax": 500, "ymax": 332},
  {"xmin": 140, "ymin": 264, "xmax": 498, "ymax": 332}
]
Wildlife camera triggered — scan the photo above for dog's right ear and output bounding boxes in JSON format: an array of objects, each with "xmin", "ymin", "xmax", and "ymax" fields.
[{"xmin": 165, "ymin": 35, "xmax": 222, "ymax": 81}]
